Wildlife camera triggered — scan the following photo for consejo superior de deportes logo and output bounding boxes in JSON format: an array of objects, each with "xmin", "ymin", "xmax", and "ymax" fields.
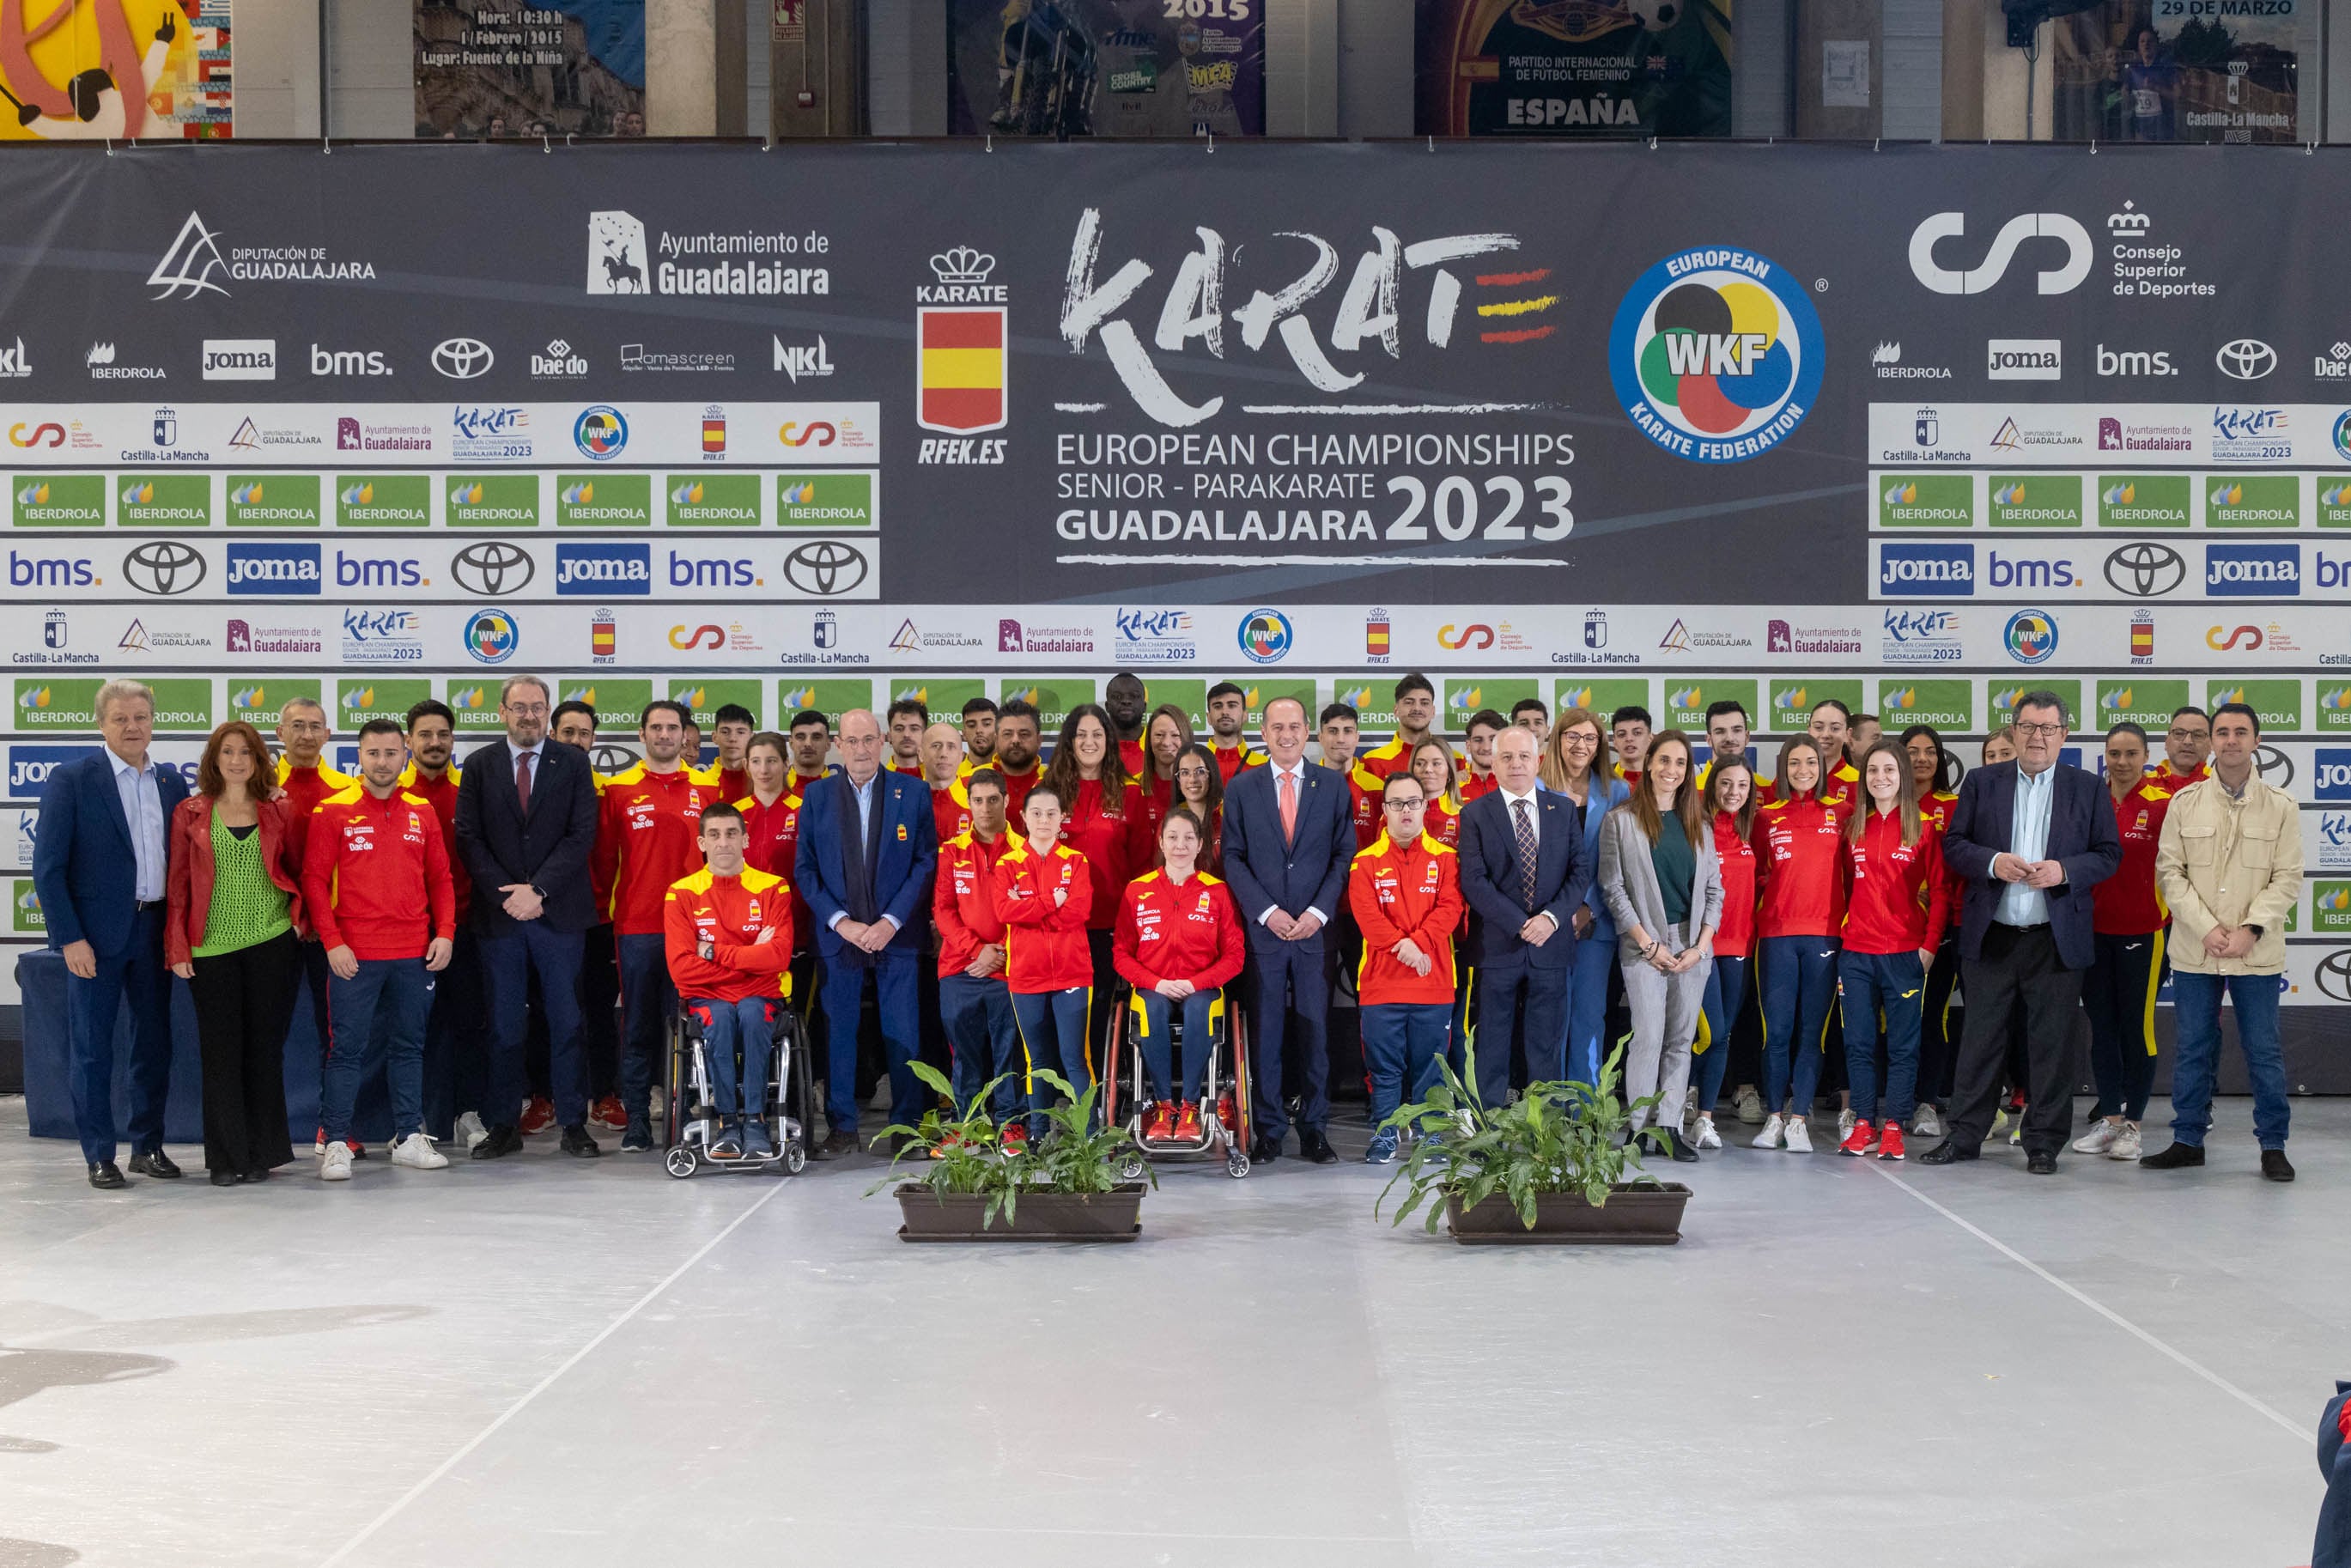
[{"xmin": 1608, "ymin": 245, "xmax": 1824, "ymax": 465}]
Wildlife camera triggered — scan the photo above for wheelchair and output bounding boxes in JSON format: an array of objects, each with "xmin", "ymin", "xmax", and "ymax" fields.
[
  {"xmin": 1098, "ymin": 982, "xmax": 1251, "ymax": 1179},
  {"xmin": 662, "ymin": 996, "xmax": 812, "ymax": 1178}
]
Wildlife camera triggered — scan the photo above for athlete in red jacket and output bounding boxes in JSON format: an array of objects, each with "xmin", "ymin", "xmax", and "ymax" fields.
[
  {"xmin": 665, "ymin": 803, "xmax": 793, "ymax": 1160},
  {"xmin": 2077, "ymin": 722, "xmax": 2175, "ymax": 1159},
  {"xmin": 1691, "ymin": 758, "xmax": 1762, "ymax": 1152},
  {"xmin": 301, "ymin": 720, "xmax": 456, "ymax": 1182},
  {"xmin": 993, "ymin": 782, "xmax": 1096, "ymax": 1127},
  {"xmin": 935, "ymin": 769, "xmax": 1024, "ymax": 1123},
  {"xmin": 1112, "ymin": 806, "xmax": 1244, "ymax": 1141},
  {"xmin": 1748, "ymin": 736, "xmax": 1845, "ymax": 1152},
  {"xmin": 1836, "ymin": 742, "xmax": 1952, "ymax": 1160},
  {"xmin": 1347, "ymin": 775, "xmax": 1464, "ymax": 1163}
]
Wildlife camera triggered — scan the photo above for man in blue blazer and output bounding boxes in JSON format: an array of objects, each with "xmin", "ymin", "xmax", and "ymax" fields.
[
  {"xmin": 794, "ymin": 708, "xmax": 938, "ymax": 1155},
  {"xmin": 1221, "ymin": 696, "xmax": 1356, "ymax": 1164},
  {"xmin": 1456, "ymin": 726, "xmax": 1590, "ymax": 1109},
  {"xmin": 33, "ymin": 680, "xmax": 190, "ymax": 1187},
  {"xmin": 1923, "ymin": 690, "xmax": 2119, "ymax": 1174}
]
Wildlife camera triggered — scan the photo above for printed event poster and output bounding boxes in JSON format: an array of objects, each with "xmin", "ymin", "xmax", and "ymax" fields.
[
  {"xmin": 0, "ymin": 0, "xmax": 229, "ymax": 140},
  {"xmin": 2056, "ymin": 0, "xmax": 2297, "ymax": 144},
  {"xmin": 415, "ymin": 0, "xmax": 647, "ymax": 137},
  {"xmin": 1415, "ymin": 0, "xmax": 1732, "ymax": 137},
  {"xmin": 947, "ymin": 0, "xmax": 1264, "ymax": 138}
]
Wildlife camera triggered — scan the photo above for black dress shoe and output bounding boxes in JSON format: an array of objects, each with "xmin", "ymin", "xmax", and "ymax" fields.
[
  {"xmin": 817, "ymin": 1128, "xmax": 860, "ymax": 1159},
  {"xmin": 1250, "ymin": 1133, "xmax": 1281, "ymax": 1165},
  {"xmin": 1299, "ymin": 1129, "xmax": 1338, "ymax": 1164},
  {"xmin": 1918, "ymin": 1140, "xmax": 1976, "ymax": 1166},
  {"xmin": 208, "ymin": 1168, "xmax": 242, "ymax": 1187},
  {"xmin": 1668, "ymin": 1130, "xmax": 1701, "ymax": 1164},
  {"xmin": 469, "ymin": 1124, "xmax": 525, "ymax": 1159},
  {"xmin": 2026, "ymin": 1150, "xmax": 2057, "ymax": 1176},
  {"xmin": 127, "ymin": 1149, "xmax": 182, "ymax": 1179},
  {"xmin": 2140, "ymin": 1140, "xmax": 2204, "ymax": 1170},
  {"xmin": 2262, "ymin": 1148, "xmax": 2295, "ymax": 1182},
  {"xmin": 243, "ymin": 1166, "xmax": 271, "ymax": 1183},
  {"xmin": 87, "ymin": 1161, "xmax": 125, "ymax": 1189},
  {"xmin": 560, "ymin": 1124, "xmax": 602, "ymax": 1158}
]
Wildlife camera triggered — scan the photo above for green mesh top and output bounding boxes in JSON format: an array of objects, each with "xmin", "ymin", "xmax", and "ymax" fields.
[{"xmin": 191, "ymin": 811, "xmax": 294, "ymax": 958}]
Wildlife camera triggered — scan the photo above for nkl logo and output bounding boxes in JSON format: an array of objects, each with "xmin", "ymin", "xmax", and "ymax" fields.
[{"xmin": 774, "ymin": 335, "xmax": 834, "ymax": 382}]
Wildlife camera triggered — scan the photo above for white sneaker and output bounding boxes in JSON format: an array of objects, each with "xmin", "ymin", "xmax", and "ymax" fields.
[
  {"xmin": 1783, "ymin": 1115, "xmax": 1814, "ymax": 1153},
  {"xmin": 1837, "ymin": 1108, "xmax": 1856, "ymax": 1144},
  {"xmin": 1751, "ymin": 1114, "xmax": 1785, "ymax": 1151},
  {"xmin": 1912, "ymin": 1104, "xmax": 1944, "ymax": 1139},
  {"xmin": 320, "ymin": 1144, "xmax": 353, "ymax": 1182},
  {"xmin": 2108, "ymin": 1122, "xmax": 2143, "ymax": 1161},
  {"xmin": 1694, "ymin": 1115, "xmax": 1722, "ymax": 1152},
  {"xmin": 390, "ymin": 1133, "xmax": 448, "ymax": 1170},
  {"xmin": 1990, "ymin": 1106, "xmax": 2011, "ymax": 1140},
  {"xmin": 1734, "ymin": 1086, "xmax": 1765, "ymax": 1126},
  {"xmin": 2072, "ymin": 1120, "xmax": 2119, "ymax": 1156},
  {"xmin": 2009, "ymin": 1114, "xmax": 2025, "ymax": 1146},
  {"xmin": 455, "ymin": 1111, "xmax": 489, "ymax": 1150}
]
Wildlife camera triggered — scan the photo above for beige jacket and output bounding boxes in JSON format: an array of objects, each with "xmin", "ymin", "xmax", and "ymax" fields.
[{"xmin": 2154, "ymin": 773, "xmax": 2300, "ymax": 976}]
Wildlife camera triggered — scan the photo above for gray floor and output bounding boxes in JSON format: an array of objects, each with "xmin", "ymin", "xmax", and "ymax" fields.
[{"xmin": 1, "ymin": 1094, "xmax": 2336, "ymax": 1568}]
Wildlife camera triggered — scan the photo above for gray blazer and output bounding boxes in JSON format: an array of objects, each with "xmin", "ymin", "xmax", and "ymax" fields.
[{"xmin": 1596, "ymin": 805, "xmax": 1724, "ymax": 963}]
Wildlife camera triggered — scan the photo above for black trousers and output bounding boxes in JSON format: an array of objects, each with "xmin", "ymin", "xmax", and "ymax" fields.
[
  {"xmin": 1948, "ymin": 924, "xmax": 2081, "ymax": 1157},
  {"xmin": 1917, "ymin": 935, "xmax": 1961, "ymax": 1107},
  {"xmin": 190, "ymin": 930, "xmax": 301, "ymax": 1175}
]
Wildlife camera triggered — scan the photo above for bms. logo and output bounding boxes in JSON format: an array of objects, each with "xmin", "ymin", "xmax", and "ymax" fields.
[{"xmin": 1608, "ymin": 245, "xmax": 1823, "ymax": 464}]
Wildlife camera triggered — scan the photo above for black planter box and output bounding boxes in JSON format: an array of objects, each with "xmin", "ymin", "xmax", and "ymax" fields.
[
  {"xmin": 1444, "ymin": 1185, "xmax": 1692, "ymax": 1245},
  {"xmin": 895, "ymin": 1184, "xmax": 1145, "ymax": 1242}
]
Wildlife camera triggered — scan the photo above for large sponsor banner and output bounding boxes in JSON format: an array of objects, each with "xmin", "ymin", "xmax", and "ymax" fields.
[
  {"xmin": 0, "ymin": 0, "xmax": 228, "ymax": 141},
  {"xmin": 1414, "ymin": 0, "xmax": 1732, "ymax": 137},
  {"xmin": 946, "ymin": 0, "xmax": 1264, "ymax": 138},
  {"xmin": 414, "ymin": 0, "xmax": 646, "ymax": 137}
]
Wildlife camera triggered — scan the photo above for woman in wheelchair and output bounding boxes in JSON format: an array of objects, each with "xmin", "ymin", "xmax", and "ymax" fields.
[
  {"xmin": 1112, "ymin": 807, "xmax": 1244, "ymax": 1145},
  {"xmin": 663, "ymin": 804, "xmax": 793, "ymax": 1158}
]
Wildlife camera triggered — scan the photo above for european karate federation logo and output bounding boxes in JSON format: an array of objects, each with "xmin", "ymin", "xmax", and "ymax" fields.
[{"xmin": 1608, "ymin": 245, "xmax": 1823, "ymax": 465}]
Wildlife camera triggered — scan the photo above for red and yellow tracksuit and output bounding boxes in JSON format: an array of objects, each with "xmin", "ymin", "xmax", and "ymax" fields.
[
  {"xmin": 594, "ymin": 763, "xmax": 721, "ymax": 936},
  {"xmin": 1424, "ymin": 797, "xmax": 1462, "ymax": 849},
  {"xmin": 993, "ymin": 763, "xmax": 1043, "ymax": 819},
  {"xmin": 1358, "ymin": 735, "xmax": 1465, "ymax": 781},
  {"xmin": 1842, "ymin": 809, "xmax": 1951, "ymax": 956},
  {"xmin": 276, "ymin": 757, "xmax": 357, "ymax": 876},
  {"xmin": 1712, "ymin": 810, "xmax": 1758, "ymax": 962},
  {"xmin": 396, "ymin": 763, "xmax": 468, "ymax": 923},
  {"xmin": 931, "ymin": 778, "xmax": 974, "ymax": 846},
  {"xmin": 936, "ymin": 829, "xmax": 1019, "ymax": 978},
  {"xmin": 1111, "ymin": 869, "xmax": 1245, "ymax": 994},
  {"xmin": 1753, "ymin": 797, "xmax": 1849, "ymax": 938},
  {"xmin": 1056, "ymin": 776, "xmax": 1151, "ymax": 932},
  {"xmin": 1837, "ymin": 806, "xmax": 1950, "ymax": 1133},
  {"xmin": 1210, "ymin": 742, "xmax": 1266, "ymax": 783},
  {"xmin": 992, "ymin": 836, "xmax": 1096, "ymax": 1103},
  {"xmin": 662, "ymin": 866, "xmax": 793, "ymax": 1004},
  {"xmin": 1457, "ymin": 770, "xmax": 1498, "ymax": 804},
  {"xmin": 1341, "ymin": 763, "xmax": 1384, "ymax": 850},
  {"xmin": 1347, "ymin": 832, "xmax": 1462, "ymax": 1006},
  {"xmin": 301, "ymin": 787, "xmax": 456, "ymax": 960},
  {"xmin": 2148, "ymin": 761, "xmax": 2208, "ymax": 789},
  {"xmin": 2087, "ymin": 780, "xmax": 2173, "ymax": 1121},
  {"xmin": 736, "ymin": 790, "xmax": 807, "ymax": 952}
]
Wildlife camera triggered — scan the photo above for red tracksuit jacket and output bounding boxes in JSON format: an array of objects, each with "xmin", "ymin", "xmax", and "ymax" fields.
[
  {"xmin": 736, "ymin": 790, "xmax": 808, "ymax": 953},
  {"xmin": 992, "ymin": 763, "xmax": 1043, "ymax": 819},
  {"xmin": 1112, "ymin": 868, "xmax": 1245, "ymax": 991},
  {"xmin": 1210, "ymin": 742, "xmax": 1265, "ymax": 784},
  {"xmin": 992, "ymin": 838, "xmax": 1093, "ymax": 994},
  {"xmin": 931, "ymin": 779, "xmax": 974, "ymax": 847},
  {"xmin": 1712, "ymin": 810, "xmax": 1759, "ymax": 959},
  {"xmin": 1056, "ymin": 776, "xmax": 1151, "ymax": 931},
  {"xmin": 1341, "ymin": 763, "xmax": 1384, "ymax": 850},
  {"xmin": 398, "ymin": 764, "xmax": 470, "ymax": 923},
  {"xmin": 1347, "ymin": 831, "xmax": 1464, "ymax": 1006},
  {"xmin": 1753, "ymin": 796, "xmax": 1849, "ymax": 939},
  {"xmin": 276, "ymin": 758, "xmax": 356, "ymax": 878},
  {"xmin": 662, "ymin": 866, "xmax": 792, "ymax": 1005},
  {"xmin": 594, "ymin": 764, "xmax": 720, "ymax": 936},
  {"xmin": 1841, "ymin": 807, "xmax": 1952, "ymax": 955},
  {"xmin": 2094, "ymin": 781, "xmax": 2172, "ymax": 936},
  {"xmin": 301, "ymin": 785, "xmax": 456, "ymax": 961},
  {"xmin": 935, "ymin": 828, "xmax": 1018, "ymax": 979}
]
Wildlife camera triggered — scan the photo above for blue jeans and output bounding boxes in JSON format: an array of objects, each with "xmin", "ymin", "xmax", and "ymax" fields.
[
  {"xmin": 940, "ymin": 971, "xmax": 1023, "ymax": 1119},
  {"xmin": 2167, "ymin": 969, "xmax": 2290, "ymax": 1149},
  {"xmin": 1244, "ymin": 938, "xmax": 1328, "ymax": 1140},
  {"xmin": 819, "ymin": 951, "xmax": 923, "ymax": 1135},
  {"xmin": 63, "ymin": 905, "xmax": 174, "ymax": 1164},
  {"xmin": 1568, "ymin": 927, "xmax": 1613, "ymax": 1085},
  {"xmin": 479, "ymin": 921, "xmax": 587, "ymax": 1129},
  {"xmin": 1134, "ymin": 986, "xmax": 1219, "ymax": 1103},
  {"xmin": 617, "ymin": 931, "xmax": 677, "ymax": 1122},
  {"xmin": 1011, "ymin": 985, "xmax": 1094, "ymax": 1132},
  {"xmin": 1695, "ymin": 952, "xmax": 1749, "ymax": 1116},
  {"xmin": 320, "ymin": 957, "xmax": 432, "ymax": 1145},
  {"xmin": 1838, "ymin": 950, "xmax": 1926, "ymax": 1126},
  {"xmin": 1364, "ymin": 1002, "xmax": 1452, "ymax": 1127},
  {"xmin": 1759, "ymin": 934, "xmax": 1840, "ymax": 1116},
  {"xmin": 687, "ymin": 995, "xmax": 777, "ymax": 1120}
]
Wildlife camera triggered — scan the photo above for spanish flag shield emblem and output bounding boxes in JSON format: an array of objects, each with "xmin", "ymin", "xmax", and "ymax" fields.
[{"xmin": 917, "ymin": 307, "xmax": 1006, "ymax": 434}]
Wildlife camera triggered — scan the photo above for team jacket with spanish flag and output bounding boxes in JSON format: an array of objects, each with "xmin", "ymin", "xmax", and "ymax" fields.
[
  {"xmin": 993, "ymin": 763, "xmax": 1043, "ymax": 819},
  {"xmin": 1457, "ymin": 770, "xmax": 1499, "ymax": 804},
  {"xmin": 1340, "ymin": 763, "xmax": 1385, "ymax": 849},
  {"xmin": 930, "ymin": 778, "xmax": 974, "ymax": 846},
  {"xmin": 1210, "ymin": 741, "xmax": 1266, "ymax": 783},
  {"xmin": 1712, "ymin": 810, "xmax": 1759, "ymax": 958},
  {"xmin": 593, "ymin": 764, "xmax": 721, "ymax": 937},
  {"xmin": 735, "ymin": 791, "xmax": 807, "ymax": 951},
  {"xmin": 1821, "ymin": 759, "xmax": 1861, "ymax": 812},
  {"xmin": 662, "ymin": 866, "xmax": 793, "ymax": 1005},
  {"xmin": 396, "ymin": 763, "xmax": 469, "ymax": 922},
  {"xmin": 1358, "ymin": 736, "xmax": 1465, "ymax": 781},
  {"xmin": 1347, "ymin": 831, "xmax": 1464, "ymax": 1006},
  {"xmin": 1112, "ymin": 868, "xmax": 1245, "ymax": 992},
  {"xmin": 935, "ymin": 828, "xmax": 1019, "ymax": 979},
  {"xmin": 1752, "ymin": 796, "xmax": 1849, "ymax": 939},
  {"xmin": 1425, "ymin": 798, "xmax": 1463, "ymax": 849},
  {"xmin": 301, "ymin": 786, "xmax": 456, "ymax": 961},
  {"xmin": 990, "ymin": 838, "xmax": 1094, "ymax": 994},
  {"xmin": 2149, "ymin": 760, "xmax": 2208, "ymax": 789},
  {"xmin": 1057, "ymin": 776, "xmax": 1152, "ymax": 931},
  {"xmin": 2094, "ymin": 780, "xmax": 2172, "ymax": 935},
  {"xmin": 1841, "ymin": 807, "xmax": 1952, "ymax": 955}
]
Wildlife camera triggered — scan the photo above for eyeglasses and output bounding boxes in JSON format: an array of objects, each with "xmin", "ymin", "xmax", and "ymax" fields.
[
  {"xmin": 2166, "ymin": 726, "xmax": 2204, "ymax": 740},
  {"xmin": 1383, "ymin": 799, "xmax": 1425, "ymax": 811},
  {"xmin": 2014, "ymin": 722, "xmax": 2067, "ymax": 739}
]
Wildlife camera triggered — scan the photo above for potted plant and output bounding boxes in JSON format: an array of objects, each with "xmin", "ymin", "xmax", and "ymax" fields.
[
  {"xmin": 873, "ymin": 1062, "xmax": 1152, "ymax": 1242},
  {"xmin": 1375, "ymin": 1045, "xmax": 1692, "ymax": 1245}
]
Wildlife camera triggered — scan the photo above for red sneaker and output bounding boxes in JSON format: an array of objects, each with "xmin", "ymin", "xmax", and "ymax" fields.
[
  {"xmin": 1175, "ymin": 1102, "xmax": 1203, "ymax": 1140},
  {"xmin": 1877, "ymin": 1121, "xmax": 1907, "ymax": 1161},
  {"xmin": 588, "ymin": 1095, "xmax": 628, "ymax": 1131},
  {"xmin": 931, "ymin": 1130, "xmax": 961, "ymax": 1160},
  {"xmin": 1000, "ymin": 1124, "xmax": 1029, "ymax": 1154},
  {"xmin": 1143, "ymin": 1102, "xmax": 1174, "ymax": 1142},
  {"xmin": 1215, "ymin": 1092, "xmax": 1237, "ymax": 1130},
  {"xmin": 519, "ymin": 1097, "xmax": 556, "ymax": 1135},
  {"xmin": 1838, "ymin": 1118, "xmax": 1877, "ymax": 1158}
]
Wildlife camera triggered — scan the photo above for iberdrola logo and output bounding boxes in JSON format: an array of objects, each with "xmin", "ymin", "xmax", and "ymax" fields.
[{"xmin": 1610, "ymin": 244, "xmax": 1823, "ymax": 465}]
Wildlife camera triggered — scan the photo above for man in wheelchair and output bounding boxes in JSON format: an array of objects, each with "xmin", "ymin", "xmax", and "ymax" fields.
[
  {"xmin": 1112, "ymin": 806, "xmax": 1245, "ymax": 1143},
  {"xmin": 663, "ymin": 804, "xmax": 793, "ymax": 1159}
]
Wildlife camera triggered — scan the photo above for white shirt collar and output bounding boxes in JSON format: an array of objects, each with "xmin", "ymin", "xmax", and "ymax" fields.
[
  {"xmin": 108, "ymin": 748, "xmax": 152, "ymax": 779},
  {"xmin": 1271, "ymin": 758, "xmax": 1304, "ymax": 780},
  {"xmin": 1498, "ymin": 784, "xmax": 1540, "ymax": 809}
]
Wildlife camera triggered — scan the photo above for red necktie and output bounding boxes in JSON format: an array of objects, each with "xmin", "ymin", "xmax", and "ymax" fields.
[
  {"xmin": 1279, "ymin": 769, "xmax": 1297, "ymax": 844},
  {"xmin": 514, "ymin": 749, "xmax": 532, "ymax": 815}
]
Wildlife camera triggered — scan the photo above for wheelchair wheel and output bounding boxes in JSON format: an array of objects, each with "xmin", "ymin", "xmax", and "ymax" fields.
[
  {"xmin": 1115, "ymin": 1151, "xmax": 1145, "ymax": 1182},
  {"xmin": 1225, "ymin": 1150, "xmax": 1250, "ymax": 1179},
  {"xmin": 784, "ymin": 1143, "xmax": 807, "ymax": 1176},
  {"xmin": 665, "ymin": 1146, "xmax": 698, "ymax": 1180}
]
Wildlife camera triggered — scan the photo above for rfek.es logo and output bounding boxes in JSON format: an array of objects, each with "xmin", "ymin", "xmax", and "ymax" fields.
[{"xmin": 1609, "ymin": 245, "xmax": 1824, "ymax": 464}]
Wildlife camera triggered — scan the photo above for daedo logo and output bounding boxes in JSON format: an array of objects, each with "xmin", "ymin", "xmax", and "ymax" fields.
[
  {"xmin": 1607, "ymin": 245, "xmax": 1823, "ymax": 464},
  {"xmin": 225, "ymin": 543, "xmax": 322, "ymax": 594},
  {"xmin": 2206, "ymin": 544, "xmax": 2299, "ymax": 597},
  {"xmin": 556, "ymin": 543, "xmax": 653, "ymax": 595},
  {"xmin": 1879, "ymin": 544, "xmax": 1972, "ymax": 597}
]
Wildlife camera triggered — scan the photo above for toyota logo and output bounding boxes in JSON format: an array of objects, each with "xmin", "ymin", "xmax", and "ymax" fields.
[
  {"xmin": 434, "ymin": 337, "xmax": 495, "ymax": 380},
  {"xmin": 590, "ymin": 743, "xmax": 640, "ymax": 774},
  {"xmin": 783, "ymin": 540, "xmax": 869, "ymax": 596},
  {"xmin": 2317, "ymin": 950, "xmax": 2351, "ymax": 1004},
  {"xmin": 2215, "ymin": 338, "xmax": 2276, "ymax": 381},
  {"xmin": 124, "ymin": 539, "xmax": 205, "ymax": 596},
  {"xmin": 452, "ymin": 540, "xmax": 534, "ymax": 596},
  {"xmin": 2103, "ymin": 542, "xmax": 2186, "ymax": 598},
  {"xmin": 2256, "ymin": 744, "xmax": 2294, "ymax": 788}
]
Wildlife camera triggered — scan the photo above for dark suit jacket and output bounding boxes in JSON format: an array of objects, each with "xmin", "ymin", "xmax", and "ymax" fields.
[
  {"xmin": 33, "ymin": 750, "xmax": 189, "ymax": 958},
  {"xmin": 1457, "ymin": 788, "xmax": 1589, "ymax": 970},
  {"xmin": 453, "ymin": 738, "xmax": 601, "ymax": 933},
  {"xmin": 1942, "ymin": 759, "xmax": 2120, "ymax": 971},
  {"xmin": 793, "ymin": 769, "xmax": 937, "ymax": 964},
  {"xmin": 1218, "ymin": 761, "xmax": 1355, "ymax": 952}
]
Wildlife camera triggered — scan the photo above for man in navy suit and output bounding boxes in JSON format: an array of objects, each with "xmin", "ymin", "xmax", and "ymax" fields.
[
  {"xmin": 34, "ymin": 679, "xmax": 190, "ymax": 1187},
  {"xmin": 1456, "ymin": 725, "xmax": 1590, "ymax": 1109},
  {"xmin": 1924, "ymin": 690, "xmax": 2120, "ymax": 1174},
  {"xmin": 794, "ymin": 708, "xmax": 938, "ymax": 1156},
  {"xmin": 1221, "ymin": 696, "xmax": 1355, "ymax": 1165}
]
